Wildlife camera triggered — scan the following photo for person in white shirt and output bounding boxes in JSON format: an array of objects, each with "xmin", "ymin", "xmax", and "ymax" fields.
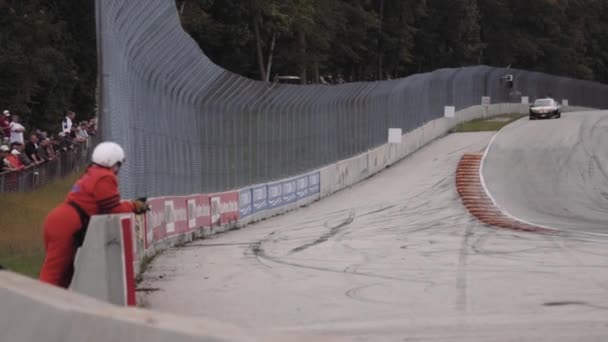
[
  {"xmin": 9, "ymin": 115, "xmax": 25, "ymax": 144},
  {"xmin": 62, "ymin": 111, "xmax": 76, "ymax": 135},
  {"xmin": 79, "ymin": 122, "xmax": 89, "ymax": 137}
]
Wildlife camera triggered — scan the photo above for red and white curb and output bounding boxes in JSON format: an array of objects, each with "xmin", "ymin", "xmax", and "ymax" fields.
[{"xmin": 456, "ymin": 153, "xmax": 550, "ymax": 233}]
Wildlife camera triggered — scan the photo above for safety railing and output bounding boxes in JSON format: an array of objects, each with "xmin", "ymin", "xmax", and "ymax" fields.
[{"xmin": 0, "ymin": 139, "xmax": 93, "ymax": 193}]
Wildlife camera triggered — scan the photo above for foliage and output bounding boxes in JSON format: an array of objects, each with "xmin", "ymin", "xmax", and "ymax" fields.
[
  {"xmin": 178, "ymin": 0, "xmax": 608, "ymax": 84},
  {"xmin": 1, "ymin": 0, "xmax": 607, "ymax": 130},
  {"xmin": 0, "ymin": 0, "xmax": 96, "ymax": 133}
]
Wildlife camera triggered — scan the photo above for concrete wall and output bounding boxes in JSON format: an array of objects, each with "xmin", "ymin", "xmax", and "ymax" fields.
[
  {"xmin": 71, "ymin": 215, "xmax": 131, "ymax": 305},
  {"xmin": 0, "ymin": 271, "xmax": 304, "ymax": 342}
]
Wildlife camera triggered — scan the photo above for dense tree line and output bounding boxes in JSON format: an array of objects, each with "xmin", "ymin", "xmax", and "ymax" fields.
[
  {"xmin": 0, "ymin": 0, "xmax": 96, "ymax": 133},
  {"xmin": 2, "ymin": 0, "xmax": 608, "ymax": 131},
  {"xmin": 179, "ymin": 0, "xmax": 608, "ymax": 84}
]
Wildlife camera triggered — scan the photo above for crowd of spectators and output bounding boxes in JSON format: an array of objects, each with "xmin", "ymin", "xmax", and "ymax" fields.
[{"xmin": 0, "ymin": 110, "xmax": 97, "ymax": 173}]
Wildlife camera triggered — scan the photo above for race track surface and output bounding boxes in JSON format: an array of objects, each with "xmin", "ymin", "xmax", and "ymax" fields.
[
  {"xmin": 483, "ymin": 111, "xmax": 608, "ymax": 234},
  {"xmin": 141, "ymin": 132, "xmax": 608, "ymax": 341}
]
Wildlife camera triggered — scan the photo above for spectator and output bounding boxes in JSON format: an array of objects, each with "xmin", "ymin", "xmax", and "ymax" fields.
[
  {"xmin": 0, "ymin": 145, "xmax": 6, "ymax": 168},
  {"xmin": 38, "ymin": 138, "xmax": 55, "ymax": 161},
  {"xmin": 0, "ymin": 110, "xmax": 10, "ymax": 140},
  {"xmin": 33, "ymin": 128, "xmax": 45, "ymax": 142},
  {"xmin": 45, "ymin": 138, "xmax": 58, "ymax": 160},
  {"xmin": 25, "ymin": 134, "xmax": 42, "ymax": 164},
  {"xmin": 77, "ymin": 122, "xmax": 89, "ymax": 139},
  {"xmin": 57, "ymin": 132, "xmax": 74, "ymax": 151},
  {"xmin": 37, "ymin": 131, "xmax": 49, "ymax": 144},
  {"xmin": 73, "ymin": 124, "xmax": 88, "ymax": 143},
  {"xmin": 9, "ymin": 114, "xmax": 25, "ymax": 144},
  {"xmin": 88, "ymin": 117, "xmax": 97, "ymax": 135},
  {"xmin": 49, "ymin": 135, "xmax": 60, "ymax": 150},
  {"xmin": 12, "ymin": 142, "xmax": 33, "ymax": 167},
  {"xmin": 0, "ymin": 145, "xmax": 18, "ymax": 172},
  {"xmin": 5, "ymin": 148, "xmax": 25, "ymax": 171},
  {"xmin": 62, "ymin": 111, "xmax": 76, "ymax": 135}
]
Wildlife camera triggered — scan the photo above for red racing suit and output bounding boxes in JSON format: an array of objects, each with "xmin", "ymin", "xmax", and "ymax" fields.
[{"xmin": 39, "ymin": 165, "xmax": 136, "ymax": 288}]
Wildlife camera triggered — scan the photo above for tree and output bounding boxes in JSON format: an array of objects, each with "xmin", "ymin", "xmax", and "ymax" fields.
[
  {"xmin": 375, "ymin": 0, "xmax": 422, "ymax": 78},
  {"xmin": 414, "ymin": 0, "xmax": 483, "ymax": 71},
  {"xmin": 0, "ymin": 0, "xmax": 96, "ymax": 133}
]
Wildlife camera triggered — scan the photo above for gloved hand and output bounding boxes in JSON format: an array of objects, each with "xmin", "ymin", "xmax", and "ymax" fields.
[{"xmin": 133, "ymin": 198, "xmax": 150, "ymax": 214}]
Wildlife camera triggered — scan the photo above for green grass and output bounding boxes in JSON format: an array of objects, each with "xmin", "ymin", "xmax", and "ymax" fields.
[
  {"xmin": 451, "ymin": 113, "xmax": 526, "ymax": 132},
  {"xmin": 0, "ymin": 252, "xmax": 45, "ymax": 278},
  {"xmin": 0, "ymin": 173, "xmax": 81, "ymax": 277}
]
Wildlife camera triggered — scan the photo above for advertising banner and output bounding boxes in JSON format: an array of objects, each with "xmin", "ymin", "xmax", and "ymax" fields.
[
  {"xmin": 187, "ymin": 194, "xmax": 211, "ymax": 230},
  {"xmin": 252, "ymin": 185, "xmax": 268, "ymax": 213},
  {"xmin": 210, "ymin": 191, "xmax": 239, "ymax": 225},
  {"xmin": 267, "ymin": 181, "xmax": 283, "ymax": 209},
  {"xmin": 296, "ymin": 175, "xmax": 309, "ymax": 200},
  {"xmin": 282, "ymin": 178, "xmax": 297, "ymax": 204},
  {"xmin": 145, "ymin": 196, "xmax": 189, "ymax": 245},
  {"xmin": 239, "ymin": 188, "xmax": 253, "ymax": 218},
  {"xmin": 308, "ymin": 171, "xmax": 320, "ymax": 194}
]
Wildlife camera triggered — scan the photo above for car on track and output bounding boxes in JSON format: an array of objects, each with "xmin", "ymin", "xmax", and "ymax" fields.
[{"xmin": 529, "ymin": 98, "xmax": 561, "ymax": 120}]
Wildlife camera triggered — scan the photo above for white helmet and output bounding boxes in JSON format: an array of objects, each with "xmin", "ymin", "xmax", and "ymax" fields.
[{"xmin": 91, "ymin": 141, "xmax": 125, "ymax": 168}]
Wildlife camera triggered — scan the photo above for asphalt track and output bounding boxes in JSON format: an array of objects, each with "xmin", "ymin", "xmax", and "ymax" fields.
[
  {"xmin": 142, "ymin": 131, "xmax": 608, "ymax": 341},
  {"xmin": 483, "ymin": 111, "xmax": 608, "ymax": 234}
]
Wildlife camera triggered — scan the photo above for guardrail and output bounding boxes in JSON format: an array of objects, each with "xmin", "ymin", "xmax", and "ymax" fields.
[{"xmin": 0, "ymin": 139, "xmax": 92, "ymax": 192}]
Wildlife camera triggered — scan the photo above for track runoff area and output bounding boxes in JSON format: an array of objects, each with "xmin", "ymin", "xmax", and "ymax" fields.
[{"xmin": 140, "ymin": 111, "xmax": 608, "ymax": 341}]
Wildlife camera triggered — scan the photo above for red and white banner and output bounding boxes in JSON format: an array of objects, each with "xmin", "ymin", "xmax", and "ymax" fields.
[
  {"xmin": 146, "ymin": 196, "xmax": 189, "ymax": 245},
  {"xmin": 209, "ymin": 191, "xmax": 239, "ymax": 225},
  {"xmin": 186, "ymin": 194, "xmax": 211, "ymax": 230}
]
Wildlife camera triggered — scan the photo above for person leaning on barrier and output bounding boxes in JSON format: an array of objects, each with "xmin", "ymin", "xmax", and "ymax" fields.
[
  {"xmin": 4, "ymin": 147, "xmax": 25, "ymax": 171},
  {"xmin": 25, "ymin": 133, "xmax": 43, "ymax": 164},
  {"xmin": 11, "ymin": 142, "xmax": 33, "ymax": 167},
  {"xmin": 39, "ymin": 141, "xmax": 151, "ymax": 288},
  {"xmin": 0, "ymin": 145, "xmax": 20, "ymax": 172},
  {"xmin": 37, "ymin": 138, "xmax": 53, "ymax": 162}
]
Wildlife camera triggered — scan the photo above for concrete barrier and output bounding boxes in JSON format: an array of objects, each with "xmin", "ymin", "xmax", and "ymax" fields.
[
  {"xmin": 0, "ymin": 271, "xmax": 304, "ymax": 342},
  {"xmin": 563, "ymin": 106, "xmax": 596, "ymax": 112},
  {"xmin": 456, "ymin": 103, "xmax": 528, "ymax": 123},
  {"xmin": 71, "ymin": 215, "xmax": 135, "ymax": 306},
  {"xmin": 368, "ymin": 145, "xmax": 389, "ymax": 175}
]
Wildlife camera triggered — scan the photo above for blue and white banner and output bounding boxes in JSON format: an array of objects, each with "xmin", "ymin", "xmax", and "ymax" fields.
[
  {"xmin": 252, "ymin": 185, "xmax": 268, "ymax": 213},
  {"xmin": 267, "ymin": 181, "xmax": 283, "ymax": 209},
  {"xmin": 308, "ymin": 172, "xmax": 320, "ymax": 194},
  {"xmin": 282, "ymin": 178, "xmax": 297, "ymax": 204},
  {"xmin": 239, "ymin": 188, "xmax": 253, "ymax": 218},
  {"xmin": 239, "ymin": 171, "xmax": 321, "ymax": 217},
  {"xmin": 296, "ymin": 175, "xmax": 309, "ymax": 199}
]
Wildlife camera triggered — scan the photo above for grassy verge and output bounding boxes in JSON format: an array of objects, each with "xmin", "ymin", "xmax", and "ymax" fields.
[
  {"xmin": 0, "ymin": 173, "xmax": 80, "ymax": 277},
  {"xmin": 451, "ymin": 113, "xmax": 526, "ymax": 132}
]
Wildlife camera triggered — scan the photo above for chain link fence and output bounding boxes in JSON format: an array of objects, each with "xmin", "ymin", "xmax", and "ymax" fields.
[
  {"xmin": 97, "ymin": 0, "xmax": 608, "ymax": 199},
  {"xmin": 0, "ymin": 140, "xmax": 92, "ymax": 193}
]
